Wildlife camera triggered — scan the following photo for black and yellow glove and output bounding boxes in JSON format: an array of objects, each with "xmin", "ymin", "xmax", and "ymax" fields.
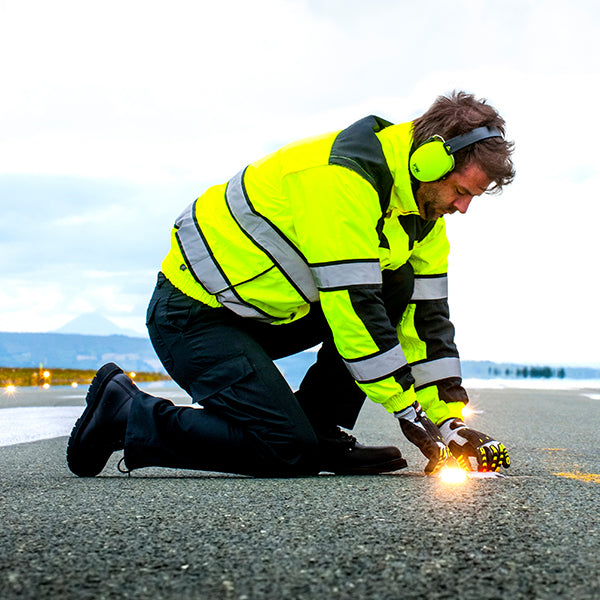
[
  {"xmin": 439, "ymin": 418, "xmax": 510, "ymax": 472},
  {"xmin": 395, "ymin": 402, "xmax": 450, "ymax": 475}
]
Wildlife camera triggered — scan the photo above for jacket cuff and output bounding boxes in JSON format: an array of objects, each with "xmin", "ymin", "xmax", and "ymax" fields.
[
  {"xmin": 431, "ymin": 401, "xmax": 465, "ymax": 425},
  {"xmin": 382, "ymin": 386, "xmax": 417, "ymax": 413}
]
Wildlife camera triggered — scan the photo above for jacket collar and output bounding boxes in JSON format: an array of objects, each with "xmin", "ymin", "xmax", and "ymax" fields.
[{"xmin": 376, "ymin": 121, "xmax": 420, "ymax": 217}]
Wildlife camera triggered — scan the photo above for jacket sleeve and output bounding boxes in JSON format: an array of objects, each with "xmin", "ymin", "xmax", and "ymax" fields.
[
  {"xmin": 287, "ymin": 165, "xmax": 417, "ymax": 413},
  {"xmin": 398, "ymin": 217, "xmax": 468, "ymax": 424}
]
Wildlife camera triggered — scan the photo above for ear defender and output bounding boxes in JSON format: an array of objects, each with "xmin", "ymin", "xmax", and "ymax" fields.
[
  {"xmin": 409, "ymin": 126, "xmax": 503, "ymax": 183},
  {"xmin": 409, "ymin": 136, "xmax": 455, "ymax": 183}
]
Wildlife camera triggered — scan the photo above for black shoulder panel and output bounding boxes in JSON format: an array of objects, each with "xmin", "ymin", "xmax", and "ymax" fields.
[
  {"xmin": 397, "ymin": 215, "xmax": 437, "ymax": 250},
  {"xmin": 329, "ymin": 116, "xmax": 394, "ymax": 213}
]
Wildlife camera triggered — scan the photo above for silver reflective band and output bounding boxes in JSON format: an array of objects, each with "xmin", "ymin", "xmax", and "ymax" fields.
[
  {"xmin": 311, "ymin": 261, "xmax": 382, "ymax": 290},
  {"xmin": 216, "ymin": 290, "xmax": 278, "ymax": 322},
  {"xmin": 226, "ymin": 169, "xmax": 319, "ymax": 303},
  {"xmin": 344, "ymin": 344, "xmax": 407, "ymax": 382},
  {"xmin": 410, "ymin": 276, "xmax": 448, "ymax": 301},
  {"xmin": 175, "ymin": 201, "xmax": 278, "ymax": 322},
  {"xmin": 410, "ymin": 357, "xmax": 461, "ymax": 387},
  {"xmin": 175, "ymin": 201, "xmax": 229, "ymax": 294}
]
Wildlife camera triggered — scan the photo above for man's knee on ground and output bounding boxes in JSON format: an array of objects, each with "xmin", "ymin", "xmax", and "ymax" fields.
[{"xmin": 249, "ymin": 427, "xmax": 320, "ymax": 477}]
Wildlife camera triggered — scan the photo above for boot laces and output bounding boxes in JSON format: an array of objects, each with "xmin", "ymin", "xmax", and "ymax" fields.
[
  {"xmin": 117, "ymin": 456, "xmax": 132, "ymax": 477},
  {"xmin": 335, "ymin": 428, "xmax": 357, "ymax": 445},
  {"xmin": 321, "ymin": 426, "xmax": 357, "ymax": 448}
]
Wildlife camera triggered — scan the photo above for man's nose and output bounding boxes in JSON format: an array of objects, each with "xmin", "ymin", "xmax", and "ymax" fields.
[{"xmin": 453, "ymin": 196, "xmax": 473, "ymax": 214}]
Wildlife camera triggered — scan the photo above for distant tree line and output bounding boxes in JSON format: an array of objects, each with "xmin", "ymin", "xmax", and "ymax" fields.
[
  {"xmin": 488, "ymin": 366, "xmax": 566, "ymax": 379},
  {"xmin": 0, "ymin": 367, "xmax": 170, "ymax": 387}
]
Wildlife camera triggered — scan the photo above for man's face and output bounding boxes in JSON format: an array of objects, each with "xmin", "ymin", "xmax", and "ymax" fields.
[{"xmin": 415, "ymin": 162, "xmax": 492, "ymax": 221}]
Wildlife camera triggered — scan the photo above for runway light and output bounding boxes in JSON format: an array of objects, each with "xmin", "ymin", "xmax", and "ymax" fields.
[
  {"xmin": 42, "ymin": 382, "xmax": 50, "ymax": 390},
  {"xmin": 129, "ymin": 372, "xmax": 136, "ymax": 379},
  {"xmin": 43, "ymin": 370, "xmax": 50, "ymax": 378},
  {"xmin": 462, "ymin": 406, "xmax": 484, "ymax": 419},
  {"xmin": 5, "ymin": 384, "xmax": 16, "ymax": 395},
  {"xmin": 461, "ymin": 406, "xmax": 474, "ymax": 419},
  {"xmin": 71, "ymin": 382, "xmax": 78, "ymax": 388},
  {"xmin": 439, "ymin": 467, "xmax": 468, "ymax": 484}
]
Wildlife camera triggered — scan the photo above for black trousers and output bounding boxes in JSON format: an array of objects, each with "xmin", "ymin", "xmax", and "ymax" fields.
[{"xmin": 124, "ymin": 269, "xmax": 414, "ymax": 476}]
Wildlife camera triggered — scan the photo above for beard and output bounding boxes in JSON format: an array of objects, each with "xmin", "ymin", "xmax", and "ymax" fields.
[{"xmin": 416, "ymin": 185, "xmax": 445, "ymax": 221}]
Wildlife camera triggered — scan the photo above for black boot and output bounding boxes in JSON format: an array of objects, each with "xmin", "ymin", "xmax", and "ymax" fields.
[
  {"xmin": 318, "ymin": 426, "xmax": 407, "ymax": 475},
  {"xmin": 67, "ymin": 363, "xmax": 138, "ymax": 477}
]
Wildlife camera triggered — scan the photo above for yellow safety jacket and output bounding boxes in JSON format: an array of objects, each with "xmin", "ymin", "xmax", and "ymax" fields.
[{"xmin": 162, "ymin": 116, "xmax": 466, "ymax": 423}]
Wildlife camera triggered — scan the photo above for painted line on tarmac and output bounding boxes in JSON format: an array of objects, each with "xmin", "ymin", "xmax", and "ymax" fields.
[
  {"xmin": 0, "ymin": 406, "xmax": 83, "ymax": 447},
  {"xmin": 554, "ymin": 471, "xmax": 600, "ymax": 484}
]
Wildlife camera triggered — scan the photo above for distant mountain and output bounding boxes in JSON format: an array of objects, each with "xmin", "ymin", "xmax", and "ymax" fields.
[
  {"xmin": 0, "ymin": 331, "xmax": 162, "ymax": 372},
  {"xmin": 53, "ymin": 312, "xmax": 145, "ymax": 338}
]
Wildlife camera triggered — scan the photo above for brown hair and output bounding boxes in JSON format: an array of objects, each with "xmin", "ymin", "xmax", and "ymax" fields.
[{"xmin": 412, "ymin": 90, "xmax": 515, "ymax": 192}]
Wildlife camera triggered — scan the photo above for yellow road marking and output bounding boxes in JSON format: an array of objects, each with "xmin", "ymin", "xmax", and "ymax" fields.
[{"xmin": 554, "ymin": 472, "xmax": 600, "ymax": 484}]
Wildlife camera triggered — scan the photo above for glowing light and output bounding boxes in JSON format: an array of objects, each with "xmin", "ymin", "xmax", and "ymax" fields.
[
  {"xmin": 461, "ymin": 406, "xmax": 474, "ymax": 419},
  {"xmin": 5, "ymin": 384, "xmax": 17, "ymax": 395},
  {"xmin": 439, "ymin": 467, "xmax": 468, "ymax": 484},
  {"xmin": 43, "ymin": 371, "xmax": 50, "ymax": 378},
  {"xmin": 129, "ymin": 372, "xmax": 136, "ymax": 379},
  {"xmin": 71, "ymin": 382, "xmax": 78, "ymax": 388},
  {"xmin": 42, "ymin": 382, "xmax": 50, "ymax": 390}
]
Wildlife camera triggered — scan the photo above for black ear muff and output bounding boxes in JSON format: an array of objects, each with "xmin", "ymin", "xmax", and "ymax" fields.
[{"xmin": 409, "ymin": 126, "xmax": 503, "ymax": 182}]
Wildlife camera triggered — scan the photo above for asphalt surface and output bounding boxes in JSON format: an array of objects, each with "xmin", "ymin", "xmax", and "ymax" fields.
[{"xmin": 1, "ymin": 384, "xmax": 599, "ymax": 599}]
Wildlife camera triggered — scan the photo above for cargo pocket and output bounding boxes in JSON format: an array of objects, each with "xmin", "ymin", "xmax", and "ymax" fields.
[
  {"xmin": 165, "ymin": 288, "xmax": 195, "ymax": 331},
  {"xmin": 189, "ymin": 354, "xmax": 254, "ymax": 406}
]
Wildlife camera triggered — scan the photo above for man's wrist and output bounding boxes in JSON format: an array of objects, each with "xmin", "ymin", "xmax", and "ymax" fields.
[{"xmin": 438, "ymin": 417, "xmax": 464, "ymax": 441}]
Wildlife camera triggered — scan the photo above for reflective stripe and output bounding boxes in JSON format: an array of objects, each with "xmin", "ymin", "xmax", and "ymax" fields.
[
  {"xmin": 215, "ymin": 290, "xmax": 277, "ymax": 322},
  {"xmin": 226, "ymin": 169, "xmax": 319, "ymax": 303},
  {"xmin": 174, "ymin": 201, "xmax": 278, "ymax": 322},
  {"xmin": 343, "ymin": 344, "xmax": 407, "ymax": 383},
  {"xmin": 410, "ymin": 275, "xmax": 448, "ymax": 301},
  {"xmin": 175, "ymin": 201, "xmax": 229, "ymax": 294},
  {"xmin": 411, "ymin": 357, "xmax": 461, "ymax": 387},
  {"xmin": 311, "ymin": 261, "xmax": 382, "ymax": 290}
]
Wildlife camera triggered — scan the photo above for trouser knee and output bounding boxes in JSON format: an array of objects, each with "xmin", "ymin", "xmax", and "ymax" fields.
[{"xmin": 249, "ymin": 428, "xmax": 320, "ymax": 477}]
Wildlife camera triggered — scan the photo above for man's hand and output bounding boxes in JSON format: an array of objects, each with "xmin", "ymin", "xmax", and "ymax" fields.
[
  {"xmin": 439, "ymin": 418, "xmax": 510, "ymax": 472},
  {"xmin": 395, "ymin": 402, "xmax": 450, "ymax": 475}
]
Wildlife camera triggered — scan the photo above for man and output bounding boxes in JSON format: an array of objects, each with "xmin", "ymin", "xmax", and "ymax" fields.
[{"xmin": 68, "ymin": 90, "xmax": 514, "ymax": 479}]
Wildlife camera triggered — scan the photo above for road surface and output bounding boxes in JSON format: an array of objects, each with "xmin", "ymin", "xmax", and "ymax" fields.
[{"xmin": 1, "ymin": 383, "xmax": 599, "ymax": 599}]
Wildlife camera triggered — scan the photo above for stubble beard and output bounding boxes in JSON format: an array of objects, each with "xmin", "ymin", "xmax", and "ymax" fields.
[{"xmin": 417, "ymin": 187, "xmax": 442, "ymax": 221}]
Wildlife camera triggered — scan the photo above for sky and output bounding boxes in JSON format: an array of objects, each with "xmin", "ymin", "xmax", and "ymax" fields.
[{"xmin": 1, "ymin": 0, "xmax": 599, "ymax": 367}]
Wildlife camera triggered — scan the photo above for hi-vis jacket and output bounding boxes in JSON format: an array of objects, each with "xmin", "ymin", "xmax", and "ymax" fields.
[{"xmin": 162, "ymin": 116, "xmax": 466, "ymax": 423}]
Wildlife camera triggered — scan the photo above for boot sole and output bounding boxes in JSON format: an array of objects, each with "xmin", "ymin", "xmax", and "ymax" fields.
[
  {"xmin": 326, "ymin": 456, "xmax": 408, "ymax": 475},
  {"xmin": 66, "ymin": 362, "xmax": 123, "ymax": 477}
]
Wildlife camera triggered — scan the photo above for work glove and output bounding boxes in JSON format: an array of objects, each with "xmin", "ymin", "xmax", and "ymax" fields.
[
  {"xmin": 439, "ymin": 418, "xmax": 510, "ymax": 472},
  {"xmin": 395, "ymin": 402, "xmax": 450, "ymax": 475}
]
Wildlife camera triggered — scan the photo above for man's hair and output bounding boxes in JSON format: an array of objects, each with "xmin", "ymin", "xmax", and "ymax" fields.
[{"xmin": 412, "ymin": 90, "xmax": 515, "ymax": 192}]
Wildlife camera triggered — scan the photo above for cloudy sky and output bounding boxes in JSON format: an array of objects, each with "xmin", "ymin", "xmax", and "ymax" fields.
[{"xmin": 1, "ymin": 0, "xmax": 599, "ymax": 366}]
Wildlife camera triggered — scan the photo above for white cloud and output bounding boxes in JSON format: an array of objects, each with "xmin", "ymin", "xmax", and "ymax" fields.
[{"xmin": 0, "ymin": 0, "xmax": 350, "ymax": 182}]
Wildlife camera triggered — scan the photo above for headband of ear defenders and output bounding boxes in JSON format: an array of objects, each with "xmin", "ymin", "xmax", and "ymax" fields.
[
  {"xmin": 444, "ymin": 126, "xmax": 503, "ymax": 153},
  {"xmin": 409, "ymin": 126, "xmax": 503, "ymax": 183}
]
